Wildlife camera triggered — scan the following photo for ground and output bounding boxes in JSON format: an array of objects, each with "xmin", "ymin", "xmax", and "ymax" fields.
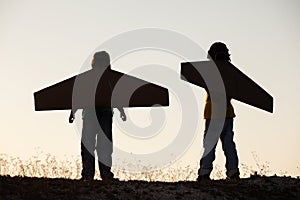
[{"xmin": 0, "ymin": 175, "xmax": 299, "ymax": 200}]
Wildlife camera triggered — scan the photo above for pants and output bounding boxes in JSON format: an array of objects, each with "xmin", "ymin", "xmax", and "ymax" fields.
[
  {"xmin": 198, "ymin": 118, "xmax": 239, "ymax": 177},
  {"xmin": 81, "ymin": 110, "xmax": 113, "ymax": 179}
]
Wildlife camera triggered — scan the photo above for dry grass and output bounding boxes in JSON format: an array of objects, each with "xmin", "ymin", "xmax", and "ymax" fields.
[
  {"xmin": 0, "ymin": 152, "xmax": 199, "ymax": 181},
  {"xmin": 0, "ymin": 150, "xmax": 290, "ymax": 181},
  {"xmin": 0, "ymin": 153, "xmax": 81, "ymax": 179}
]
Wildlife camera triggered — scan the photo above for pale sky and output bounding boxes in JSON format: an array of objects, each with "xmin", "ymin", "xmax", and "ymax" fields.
[{"xmin": 0, "ymin": 0, "xmax": 299, "ymax": 177}]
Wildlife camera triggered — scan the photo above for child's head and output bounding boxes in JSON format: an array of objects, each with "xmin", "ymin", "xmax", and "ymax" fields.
[
  {"xmin": 92, "ymin": 51, "xmax": 111, "ymax": 69},
  {"xmin": 207, "ymin": 42, "xmax": 231, "ymax": 61}
]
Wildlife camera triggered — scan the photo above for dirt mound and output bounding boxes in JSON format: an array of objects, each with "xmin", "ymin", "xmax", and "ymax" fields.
[{"xmin": 0, "ymin": 175, "xmax": 299, "ymax": 199}]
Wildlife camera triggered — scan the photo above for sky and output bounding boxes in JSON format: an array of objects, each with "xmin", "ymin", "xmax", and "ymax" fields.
[{"xmin": 0, "ymin": 0, "xmax": 299, "ymax": 177}]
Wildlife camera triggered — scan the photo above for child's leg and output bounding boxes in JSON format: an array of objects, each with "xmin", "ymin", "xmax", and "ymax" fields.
[
  {"xmin": 81, "ymin": 118, "xmax": 98, "ymax": 179},
  {"xmin": 220, "ymin": 118, "xmax": 239, "ymax": 178},
  {"xmin": 198, "ymin": 119, "xmax": 218, "ymax": 178},
  {"xmin": 96, "ymin": 110, "xmax": 114, "ymax": 179}
]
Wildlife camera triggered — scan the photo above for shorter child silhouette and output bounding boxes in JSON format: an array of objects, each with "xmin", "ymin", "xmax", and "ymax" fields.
[{"xmin": 69, "ymin": 51, "xmax": 126, "ymax": 181}]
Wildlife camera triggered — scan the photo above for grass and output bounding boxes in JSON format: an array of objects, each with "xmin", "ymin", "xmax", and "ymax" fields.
[
  {"xmin": 0, "ymin": 152, "xmax": 199, "ymax": 181},
  {"xmin": 0, "ymin": 150, "xmax": 293, "ymax": 181},
  {"xmin": 0, "ymin": 153, "xmax": 81, "ymax": 179}
]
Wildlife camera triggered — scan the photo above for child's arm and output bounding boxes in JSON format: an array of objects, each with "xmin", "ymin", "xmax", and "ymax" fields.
[{"xmin": 108, "ymin": 80, "xmax": 127, "ymax": 121}]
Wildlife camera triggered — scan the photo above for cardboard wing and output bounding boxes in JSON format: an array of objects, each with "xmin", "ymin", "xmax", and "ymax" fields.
[
  {"xmin": 181, "ymin": 61, "xmax": 273, "ymax": 113},
  {"xmin": 34, "ymin": 68, "xmax": 169, "ymax": 111}
]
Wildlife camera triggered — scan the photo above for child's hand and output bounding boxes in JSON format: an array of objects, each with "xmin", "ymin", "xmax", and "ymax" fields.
[
  {"xmin": 120, "ymin": 111, "xmax": 127, "ymax": 121},
  {"xmin": 69, "ymin": 112, "xmax": 75, "ymax": 123},
  {"xmin": 117, "ymin": 108, "xmax": 127, "ymax": 121}
]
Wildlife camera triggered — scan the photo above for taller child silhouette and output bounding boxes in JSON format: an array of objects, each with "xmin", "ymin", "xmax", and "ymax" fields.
[{"xmin": 197, "ymin": 42, "xmax": 240, "ymax": 181}]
